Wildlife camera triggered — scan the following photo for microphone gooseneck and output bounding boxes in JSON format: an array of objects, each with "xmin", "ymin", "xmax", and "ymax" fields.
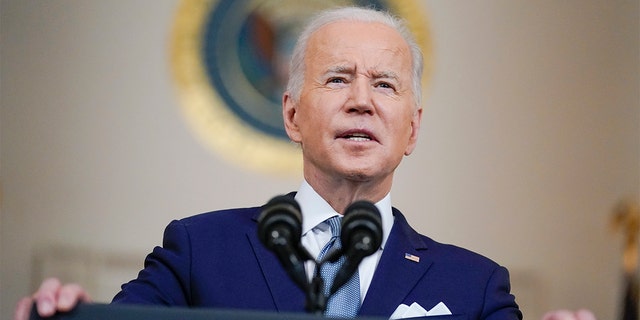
[
  {"xmin": 329, "ymin": 200, "xmax": 382, "ymax": 295},
  {"xmin": 257, "ymin": 195, "xmax": 309, "ymax": 291},
  {"xmin": 258, "ymin": 196, "xmax": 383, "ymax": 314}
]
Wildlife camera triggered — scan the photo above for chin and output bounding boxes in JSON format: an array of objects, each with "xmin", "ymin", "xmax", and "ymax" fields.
[
  {"xmin": 345, "ymin": 172, "xmax": 371, "ymax": 182},
  {"xmin": 341, "ymin": 166, "xmax": 378, "ymax": 182}
]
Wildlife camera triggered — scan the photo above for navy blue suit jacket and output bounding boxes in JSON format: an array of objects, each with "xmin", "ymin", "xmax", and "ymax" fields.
[{"xmin": 112, "ymin": 203, "xmax": 521, "ymax": 320}]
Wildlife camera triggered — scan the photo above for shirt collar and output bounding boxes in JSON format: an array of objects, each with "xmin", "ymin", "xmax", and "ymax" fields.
[{"xmin": 295, "ymin": 179, "xmax": 393, "ymax": 249}]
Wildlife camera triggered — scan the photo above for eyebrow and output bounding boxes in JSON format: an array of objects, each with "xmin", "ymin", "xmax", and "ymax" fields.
[
  {"xmin": 325, "ymin": 65, "xmax": 354, "ymax": 76},
  {"xmin": 325, "ymin": 66, "xmax": 400, "ymax": 82},
  {"xmin": 371, "ymin": 70, "xmax": 400, "ymax": 82}
]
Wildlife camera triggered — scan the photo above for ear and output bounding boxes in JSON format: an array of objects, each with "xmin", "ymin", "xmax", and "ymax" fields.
[
  {"xmin": 404, "ymin": 107, "xmax": 423, "ymax": 156},
  {"xmin": 283, "ymin": 92, "xmax": 302, "ymax": 143}
]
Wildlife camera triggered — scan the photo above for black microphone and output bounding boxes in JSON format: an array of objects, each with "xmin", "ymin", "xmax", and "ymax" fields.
[
  {"xmin": 329, "ymin": 200, "xmax": 382, "ymax": 295},
  {"xmin": 257, "ymin": 195, "xmax": 309, "ymax": 291}
]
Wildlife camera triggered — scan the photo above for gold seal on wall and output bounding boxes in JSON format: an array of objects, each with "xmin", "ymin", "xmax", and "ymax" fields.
[{"xmin": 170, "ymin": 0, "xmax": 432, "ymax": 176}]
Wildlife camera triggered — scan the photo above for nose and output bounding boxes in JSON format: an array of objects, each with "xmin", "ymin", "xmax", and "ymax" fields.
[{"xmin": 346, "ymin": 78, "xmax": 374, "ymax": 115}]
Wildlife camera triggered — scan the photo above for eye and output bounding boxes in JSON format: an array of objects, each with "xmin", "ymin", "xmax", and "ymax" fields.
[
  {"xmin": 328, "ymin": 77, "xmax": 346, "ymax": 84},
  {"xmin": 375, "ymin": 81, "xmax": 396, "ymax": 91}
]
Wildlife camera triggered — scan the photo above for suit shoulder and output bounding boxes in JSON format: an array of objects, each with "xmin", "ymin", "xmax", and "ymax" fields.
[
  {"xmin": 421, "ymin": 234, "xmax": 503, "ymax": 269},
  {"xmin": 392, "ymin": 209, "xmax": 502, "ymax": 269},
  {"xmin": 172, "ymin": 206, "xmax": 261, "ymax": 232}
]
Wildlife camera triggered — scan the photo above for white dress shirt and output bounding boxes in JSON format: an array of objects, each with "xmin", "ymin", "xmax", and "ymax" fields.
[{"xmin": 295, "ymin": 180, "xmax": 394, "ymax": 302}]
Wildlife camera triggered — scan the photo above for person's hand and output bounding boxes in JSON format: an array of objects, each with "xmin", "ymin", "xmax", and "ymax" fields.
[
  {"xmin": 13, "ymin": 278, "xmax": 91, "ymax": 320},
  {"xmin": 541, "ymin": 309, "xmax": 596, "ymax": 320}
]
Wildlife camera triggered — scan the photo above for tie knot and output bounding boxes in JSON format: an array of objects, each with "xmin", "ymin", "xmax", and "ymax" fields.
[{"xmin": 326, "ymin": 216, "xmax": 342, "ymax": 238}]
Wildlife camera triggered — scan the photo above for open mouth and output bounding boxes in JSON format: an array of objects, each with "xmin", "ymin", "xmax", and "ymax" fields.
[
  {"xmin": 343, "ymin": 133, "xmax": 372, "ymax": 142},
  {"xmin": 337, "ymin": 130, "xmax": 377, "ymax": 142}
]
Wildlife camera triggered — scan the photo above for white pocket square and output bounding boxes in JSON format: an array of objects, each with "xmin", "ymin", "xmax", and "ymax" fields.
[{"xmin": 389, "ymin": 302, "xmax": 452, "ymax": 319}]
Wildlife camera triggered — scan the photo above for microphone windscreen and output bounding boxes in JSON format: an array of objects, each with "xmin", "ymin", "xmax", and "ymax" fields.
[
  {"xmin": 341, "ymin": 200, "xmax": 382, "ymax": 255},
  {"xmin": 257, "ymin": 195, "xmax": 302, "ymax": 249}
]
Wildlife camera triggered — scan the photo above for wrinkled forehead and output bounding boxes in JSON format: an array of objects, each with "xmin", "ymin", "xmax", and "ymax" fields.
[{"xmin": 305, "ymin": 20, "xmax": 413, "ymax": 76}]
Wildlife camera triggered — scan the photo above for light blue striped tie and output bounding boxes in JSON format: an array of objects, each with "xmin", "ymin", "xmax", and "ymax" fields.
[{"xmin": 317, "ymin": 216, "xmax": 361, "ymax": 318}]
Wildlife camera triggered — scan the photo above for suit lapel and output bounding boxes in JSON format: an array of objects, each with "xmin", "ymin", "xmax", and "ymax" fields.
[
  {"xmin": 359, "ymin": 209, "xmax": 432, "ymax": 317},
  {"xmin": 247, "ymin": 211, "xmax": 307, "ymax": 313}
]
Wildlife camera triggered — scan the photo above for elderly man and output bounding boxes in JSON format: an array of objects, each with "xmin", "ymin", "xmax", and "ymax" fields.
[{"xmin": 15, "ymin": 6, "xmax": 593, "ymax": 320}]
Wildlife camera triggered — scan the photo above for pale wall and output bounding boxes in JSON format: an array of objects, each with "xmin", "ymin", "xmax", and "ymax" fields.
[{"xmin": 1, "ymin": 1, "xmax": 639, "ymax": 319}]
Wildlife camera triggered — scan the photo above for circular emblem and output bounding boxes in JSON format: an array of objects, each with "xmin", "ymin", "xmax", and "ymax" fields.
[{"xmin": 170, "ymin": 0, "xmax": 432, "ymax": 176}]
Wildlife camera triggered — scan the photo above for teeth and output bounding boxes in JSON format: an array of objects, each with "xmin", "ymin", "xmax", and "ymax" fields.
[{"xmin": 345, "ymin": 133, "xmax": 371, "ymax": 141}]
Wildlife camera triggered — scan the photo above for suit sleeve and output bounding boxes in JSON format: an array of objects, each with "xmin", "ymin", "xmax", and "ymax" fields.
[
  {"xmin": 111, "ymin": 220, "xmax": 192, "ymax": 306},
  {"xmin": 481, "ymin": 266, "xmax": 523, "ymax": 320}
]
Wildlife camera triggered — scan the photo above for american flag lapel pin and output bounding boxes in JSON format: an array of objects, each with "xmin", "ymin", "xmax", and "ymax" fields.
[{"xmin": 404, "ymin": 253, "xmax": 420, "ymax": 263}]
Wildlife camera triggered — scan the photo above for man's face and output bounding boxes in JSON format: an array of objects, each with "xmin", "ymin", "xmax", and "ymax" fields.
[{"xmin": 284, "ymin": 20, "xmax": 422, "ymax": 182}]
